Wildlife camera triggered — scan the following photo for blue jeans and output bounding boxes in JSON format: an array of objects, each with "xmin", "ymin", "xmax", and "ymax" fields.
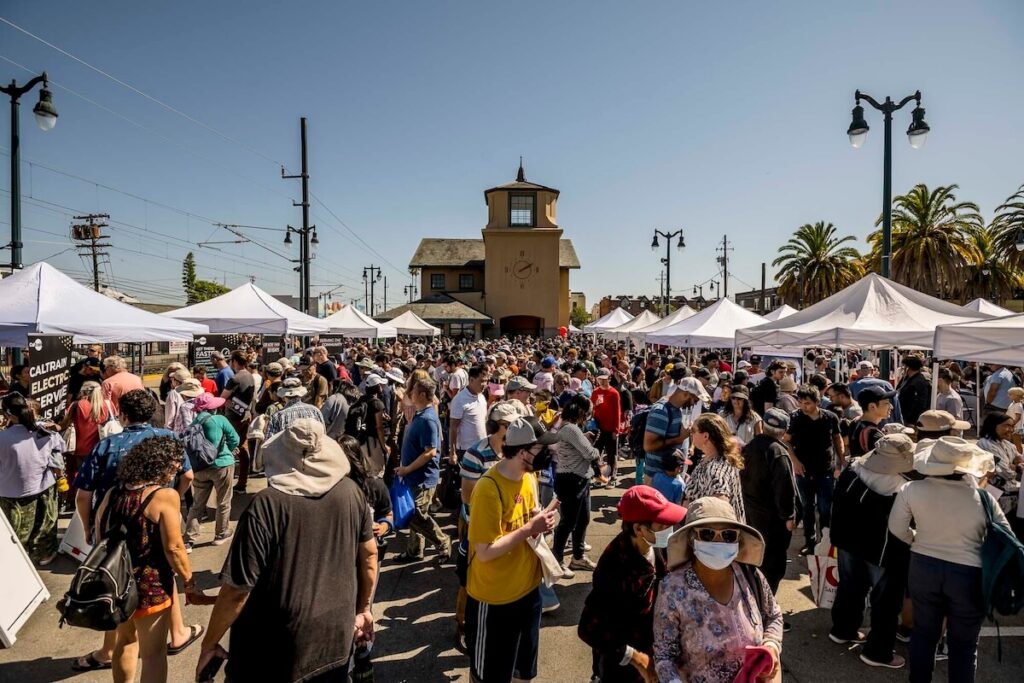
[
  {"xmin": 908, "ymin": 553, "xmax": 985, "ymax": 683},
  {"xmin": 796, "ymin": 472, "xmax": 834, "ymax": 545}
]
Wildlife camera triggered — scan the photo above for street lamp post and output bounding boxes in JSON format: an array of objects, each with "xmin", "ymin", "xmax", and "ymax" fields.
[
  {"xmin": 283, "ymin": 224, "xmax": 317, "ymax": 313},
  {"xmin": 651, "ymin": 229, "xmax": 685, "ymax": 315},
  {"xmin": 363, "ymin": 265, "xmax": 382, "ymax": 316},
  {"xmin": 847, "ymin": 88, "xmax": 929, "ymax": 380},
  {"xmin": 2, "ymin": 72, "xmax": 57, "ymax": 365}
]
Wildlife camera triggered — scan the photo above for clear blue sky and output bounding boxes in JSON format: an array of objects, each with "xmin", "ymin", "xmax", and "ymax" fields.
[{"xmin": 2, "ymin": 1, "xmax": 1022, "ymax": 309}]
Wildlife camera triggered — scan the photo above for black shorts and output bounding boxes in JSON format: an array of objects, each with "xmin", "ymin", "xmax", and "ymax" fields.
[{"xmin": 466, "ymin": 587, "xmax": 541, "ymax": 683}]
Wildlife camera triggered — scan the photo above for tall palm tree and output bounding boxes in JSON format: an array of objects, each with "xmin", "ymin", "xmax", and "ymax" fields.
[
  {"xmin": 773, "ymin": 221, "xmax": 863, "ymax": 306},
  {"xmin": 867, "ymin": 183, "xmax": 983, "ymax": 298},
  {"xmin": 962, "ymin": 226, "xmax": 1023, "ymax": 304},
  {"xmin": 991, "ymin": 183, "xmax": 1024, "ymax": 272}
]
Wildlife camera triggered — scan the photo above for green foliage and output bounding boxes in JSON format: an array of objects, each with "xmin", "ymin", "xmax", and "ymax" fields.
[
  {"xmin": 772, "ymin": 221, "xmax": 863, "ymax": 306},
  {"xmin": 991, "ymin": 184, "xmax": 1024, "ymax": 275},
  {"xmin": 182, "ymin": 251, "xmax": 229, "ymax": 304},
  {"xmin": 570, "ymin": 306, "xmax": 592, "ymax": 328}
]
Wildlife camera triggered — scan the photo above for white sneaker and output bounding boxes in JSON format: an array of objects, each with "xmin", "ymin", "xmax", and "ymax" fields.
[
  {"xmin": 582, "ymin": 542, "xmax": 592, "ymax": 552},
  {"xmin": 560, "ymin": 564, "xmax": 575, "ymax": 579},
  {"xmin": 860, "ymin": 653, "xmax": 905, "ymax": 669},
  {"xmin": 569, "ymin": 556, "xmax": 598, "ymax": 571}
]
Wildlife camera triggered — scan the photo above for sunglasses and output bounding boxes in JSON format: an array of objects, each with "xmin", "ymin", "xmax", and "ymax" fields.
[{"xmin": 694, "ymin": 527, "xmax": 740, "ymax": 543}]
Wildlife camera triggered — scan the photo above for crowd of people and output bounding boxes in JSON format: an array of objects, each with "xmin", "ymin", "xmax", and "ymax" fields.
[{"xmin": 1, "ymin": 336, "xmax": 1023, "ymax": 683}]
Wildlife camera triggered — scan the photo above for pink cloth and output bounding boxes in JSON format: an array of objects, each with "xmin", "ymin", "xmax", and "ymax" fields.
[
  {"xmin": 101, "ymin": 371, "xmax": 144, "ymax": 415},
  {"xmin": 732, "ymin": 646, "xmax": 774, "ymax": 683}
]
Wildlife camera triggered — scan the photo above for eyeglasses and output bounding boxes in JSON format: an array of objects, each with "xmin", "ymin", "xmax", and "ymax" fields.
[{"xmin": 694, "ymin": 527, "xmax": 740, "ymax": 543}]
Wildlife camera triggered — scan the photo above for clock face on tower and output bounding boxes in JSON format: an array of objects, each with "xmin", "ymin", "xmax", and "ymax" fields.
[{"xmin": 504, "ymin": 250, "xmax": 540, "ymax": 288}]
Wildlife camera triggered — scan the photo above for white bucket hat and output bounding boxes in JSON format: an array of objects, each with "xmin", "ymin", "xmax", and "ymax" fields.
[{"xmin": 913, "ymin": 437, "xmax": 995, "ymax": 479}]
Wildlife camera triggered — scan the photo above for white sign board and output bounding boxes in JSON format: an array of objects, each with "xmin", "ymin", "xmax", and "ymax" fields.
[{"xmin": 0, "ymin": 513, "xmax": 51, "ymax": 646}]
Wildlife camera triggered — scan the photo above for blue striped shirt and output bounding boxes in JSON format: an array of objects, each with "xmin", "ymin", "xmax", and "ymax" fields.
[{"xmin": 644, "ymin": 398, "xmax": 683, "ymax": 475}]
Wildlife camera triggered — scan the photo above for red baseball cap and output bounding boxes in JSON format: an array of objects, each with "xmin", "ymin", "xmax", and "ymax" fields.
[{"xmin": 617, "ymin": 486, "xmax": 686, "ymax": 525}]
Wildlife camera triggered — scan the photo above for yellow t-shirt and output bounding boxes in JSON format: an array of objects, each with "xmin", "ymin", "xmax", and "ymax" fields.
[{"xmin": 467, "ymin": 467, "xmax": 542, "ymax": 605}]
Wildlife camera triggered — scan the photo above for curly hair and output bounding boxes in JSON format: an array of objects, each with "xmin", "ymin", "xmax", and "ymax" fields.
[
  {"xmin": 693, "ymin": 413, "xmax": 743, "ymax": 470},
  {"xmin": 119, "ymin": 389, "xmax": 158, "ymax": 423},
  {"xmin": 116, "ymin": 436, "xmax": 183, "ymax": 486}
]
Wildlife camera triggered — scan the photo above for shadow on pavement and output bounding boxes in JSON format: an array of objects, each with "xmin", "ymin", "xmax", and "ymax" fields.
[{"xmin": 0, "ymin": 656, "xmax": 83, "ymax": 682}]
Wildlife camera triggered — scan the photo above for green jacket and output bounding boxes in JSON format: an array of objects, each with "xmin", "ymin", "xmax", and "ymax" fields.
[{"xmin": 193, "ymin": 412, "xmax": 240, "ymax": 468}]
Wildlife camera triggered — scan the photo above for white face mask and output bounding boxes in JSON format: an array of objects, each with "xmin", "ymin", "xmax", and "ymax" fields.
[
  {"xmin": 643, "ymin": 526, "xmax": 673, "ymax": 549},
  {"xmin": 693, "ymin": 540, "xmax": 739, "ymax": 570}
]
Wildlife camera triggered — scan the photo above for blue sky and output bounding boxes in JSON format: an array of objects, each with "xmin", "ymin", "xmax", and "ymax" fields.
[{"xmin": 2, "ymin": 1, "xmax": 1022, "ymax": 310}]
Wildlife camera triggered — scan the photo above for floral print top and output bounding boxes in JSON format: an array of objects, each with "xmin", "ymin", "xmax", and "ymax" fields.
[{"xmin": 653, "ymin": 562, "xmax": 783, "ymax": 683}]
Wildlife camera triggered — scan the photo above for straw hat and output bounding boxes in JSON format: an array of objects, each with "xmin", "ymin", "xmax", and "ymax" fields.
[
  {"xmin": 778, "ymin": 376, "xmax": 798, "ymax": 392},
  {"xmin": 860, "ymin": 433, "xmax": 915, "ymax": 475},
  {"xmin": 177, "ymin": 378, "xmax": 204, "ymax": 398},
  {"xmin": 913, "ymin": 437, "xmax": 995, "ymax": 478},
  {"xmin": 666, "ymin": 497, "xmax": 765, "ymax": 570}
]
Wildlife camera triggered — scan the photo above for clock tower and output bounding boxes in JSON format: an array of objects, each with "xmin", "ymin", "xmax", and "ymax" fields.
[{"xmin": 483, "ymin": 162, "xmax": 569, "ymax": 337}]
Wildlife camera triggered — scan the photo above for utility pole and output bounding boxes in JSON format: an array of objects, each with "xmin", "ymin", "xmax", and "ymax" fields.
[
  {"xmin": 760, "ymin": 262, "xmax": 767, "ymax": 314},
  {"xmin": 282, "ymin": 117, "xmax": 316, "ymax": 313},
  {"xmin": 70, "ymin": 213, "xmax": 110, "ymax": 291},
  {"xmin": 382, "ymin": 276, "xmax": 388, "ymax": 314},
  {"xmin": 363, "ymin": 265, "xmax": 382, "ymax": 316},
  {"xmin": 716, "ymin": 235, "xmax": 733, "ymax": 299},
  {"xmin": 656, "ymin": 272, "xmax": 667, "ymax": 315}
]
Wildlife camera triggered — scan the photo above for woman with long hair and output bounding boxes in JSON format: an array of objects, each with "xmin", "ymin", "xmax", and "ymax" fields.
[
  {"xmin": 94, "ymin": 436, "xmax": 194, "ymax": 683},
  {"xmin": 719, "ymin": 385, "xmax": 763, "ymax": 446},
  {"xmin": 976, "ymin": 411, "xmax": 1023, "ymax": 523},
  {"xmin": 685, "ymin": 413, "xmax": 746, "ymax": 521},
  {"xmin": 58, "ymin": 380, "xmax": 112, "ymax": 497},
  {"xmin": 0, "ymin": 394, "xmax": 65, "ymax": 564},
  {"xmin": 553, "ymin": 393, "xmax": 601, "ymax": 576}
]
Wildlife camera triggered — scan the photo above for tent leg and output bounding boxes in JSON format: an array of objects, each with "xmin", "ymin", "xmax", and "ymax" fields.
[
  {"xmin": 930, "ymin": 361, "xmax": 939, "ymax": 410},
  {"xmin": 976, "ymin": 364, "xmax": 983, "ymax": 432}
]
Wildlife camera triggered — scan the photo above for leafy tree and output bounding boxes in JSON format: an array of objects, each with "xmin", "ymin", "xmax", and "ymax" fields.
[
  {"xmin": 772, "ymin": 221, "xmax": 863, "ymax": 306},
  {"xmin": 182, "ymin": 252, "xmax": 230, "ymax": 304},
  {"xmin": 867, "ymin": 183, "xmax": 983, "ymax": 298},
  {"xmin": 570, "ymin": 306, "xmax": 592, "ymax": 328},
  {"xmin": 991, "ymin": 183, "xmax": 1024, "ymax": 273},
  {"xmin": 964, "ymin": 224, "xmax": 1023, "ymax": 304}
]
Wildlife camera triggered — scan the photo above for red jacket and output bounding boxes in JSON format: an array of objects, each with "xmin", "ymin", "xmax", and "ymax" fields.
[{"xmin": 591, "ymin": 386, "xmax": 622, "ymax": 433}]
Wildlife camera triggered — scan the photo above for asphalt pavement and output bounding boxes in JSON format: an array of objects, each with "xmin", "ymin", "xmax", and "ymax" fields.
[{"xmin": 1, "ymin": 458, "xmax": 1022, "ymax": 682}]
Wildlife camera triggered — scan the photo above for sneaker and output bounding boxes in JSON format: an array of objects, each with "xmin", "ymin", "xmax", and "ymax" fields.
[
  {"xmin": 783, "ymin": 621, "xmax": 793, "ymax": 633},
  {"xmin": 232, "ymin": 485, "xmax": 247, "ymax": 496},
  {"xmin": 934, "ymin": 637, "xmax": 948, "ymax": 662},
  {"xmin": 799, "ymin": 544, "xmax": 815, "ymax": 556},
  {"xmin": 569, "ymin": 556, "xmax": 598, "ymax": 571},
  {"xmin": 860, "ymin": 653, "xmax": 905, "ymax": 669},
  {"xmin": 560, "ymin": 564, "xmax": 576, "ymax": 579},
  {"xmin": 582, "ymin": 542, "xmax": 593, "ymax": 552},
  {"xmin": 184, "ymin": 542, "xmax": 194, "ymax": 554},
  {"xmin": 896, "ymin": 625, "xmax": 912, "ymax": 643},
  {"xmin": 211, "ymin": 530, "xmax": 234, "ymax": 546},
  {"xmin": 541, "ymin": 594, "xmax": 560, "ymax": 613},
  {"xmin": 828, "ymin": 631, "xmax": 866, "ymax": 645}
]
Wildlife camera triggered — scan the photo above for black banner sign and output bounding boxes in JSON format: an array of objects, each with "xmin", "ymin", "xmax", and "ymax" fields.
[
  {"xmin": 261, "ymin": 336, "xmax": 285, "ymax": 363},
  {"xmin": 317, "ymin": 334, "xmax": 347, "ymax": 357},
  {"xmin": 189, "ymin": 334, "xmax": 243, "ymax": 373},
  {"xmin": 27, "ymin": 335, "xmax": 74, "ymax": 422}
]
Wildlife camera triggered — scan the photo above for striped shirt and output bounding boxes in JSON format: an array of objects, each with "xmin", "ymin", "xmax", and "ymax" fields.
[
  {"xmin": 266, "ymin": 400, "xmax": 325, "ymax": 439},
  {"xmin": 460, "ymin": 436, "xmax": 499, "ymax": 483},
  {"xmin": 644, "ymin": 398, "xmax": 684, "ymax": 475},
  {"xmin": 556, "ymin": 422, "xmax": 599, "ymax": 478},
  {"xmin": 686, "ymin": 455, "xmax": 746, "ymax": 522}
]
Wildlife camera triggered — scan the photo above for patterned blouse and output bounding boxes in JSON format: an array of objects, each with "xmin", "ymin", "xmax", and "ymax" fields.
[
  {"xmin": 686, "ymin": 455, "xmax": 746, "ymax": 522},
  {"xmin": 653, "ymin": 563, "xmax": 783, "ymax": 683}
]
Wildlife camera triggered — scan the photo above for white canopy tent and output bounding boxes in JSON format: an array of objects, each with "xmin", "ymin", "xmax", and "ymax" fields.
[
  {"xmin": 631, "ymin": 305, "xmax": 698, "ymax": 341},
  {"xmin": 0, "ymin": 263, "xmax": 207, "ymax": 345},
  {"xmin": 321, "ymin": 305, "xmax": 397, "ymax": 338},
  {"xmin": 961, "ymin": 298, "xmax": 1014, "ymax": 317},
  {"xmin": 934, "ymin": 313, "xmax": 1024, "ymax": 366},
  {"xmin": 735, "ymin": 273, "xmax": 989, "ymax": 351},
  {"xmin": 646, "ymin": 298, "xmax": 767, "ymax": 348},
  {"xmin": 603, "ymin": 310, "xmax": 661, "ymax": 341},
  {"xmin": 763, "ymin": 304, "xmax": 799, "ymax": 321},
  {"xmin": 583, "ymin": 308, "xmax": 633, "ymax": 334},
  {"xmin": 163, "ymin": 282, "xmax": 329, "ymax": 335},
  {"xmin": 568, "ymin": 324, "xmax": 582, "ymax": 333},
  {"xmin": 387, "ymin": 310, "xmax": 441, "ymax": 337}
]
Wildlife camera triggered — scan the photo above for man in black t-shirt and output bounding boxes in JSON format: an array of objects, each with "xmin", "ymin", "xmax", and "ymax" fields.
[
  {"xmin": 751, "ymin": 360, "xmax": 787, "ymax": 416},
  {"xmin": 785, "ymin": 384, "xmax": 844, "ymax": 555},
  {"xmin": 313, "ymin": 345, "xmax": 339, "ymax": 386},
  {"xmin": 194, "ymin": 418, "xmax": 377, "ymax": 683},
  {"xmin": 222, "ymin": 350, "xmax": 255, "ymax": 494},
  {"xmin": 847, "ymin": 386, "xmax": 896, "ymax": 458}
]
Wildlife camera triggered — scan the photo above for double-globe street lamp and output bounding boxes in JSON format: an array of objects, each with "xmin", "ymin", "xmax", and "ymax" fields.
[
  {"xmin": 652, "ymin": 229, "xmax": 685, "ymax": 315},
  {"xmin": 847, "ymin": 89, "xmax": 929, "ymax": 380},
  {"xmin": 3, "ymin": 72, "xmax": 57, "ymax": 364}
]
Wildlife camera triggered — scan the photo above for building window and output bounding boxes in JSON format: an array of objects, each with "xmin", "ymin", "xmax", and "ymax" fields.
[
  {"xmin": 448, "ymin": 322, "xmax": 475, "ymax": 338},
  {"xmin": 459, "ymin": 274, "xmax": 475, "ymax": 290},
  {"xmin": 510, "ymin": 194, "xmax": 535, "ymax": 226},
  {"xmin": 430, "ymin": 273, "xmax": 445, "ymax": 290}
]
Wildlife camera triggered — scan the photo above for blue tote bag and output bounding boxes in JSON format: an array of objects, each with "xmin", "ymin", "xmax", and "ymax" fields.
[{"xmin": 389, "ymin": 477, "xmax": 416, "ymax": 530}]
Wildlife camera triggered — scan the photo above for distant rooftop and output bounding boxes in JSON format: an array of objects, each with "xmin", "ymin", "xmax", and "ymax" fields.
[{"xmin": 410, "ymin": 238, "xmax": 580, "ymax": 269}]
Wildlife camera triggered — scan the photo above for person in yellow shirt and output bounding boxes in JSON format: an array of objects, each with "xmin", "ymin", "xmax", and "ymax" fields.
[{"xmin": 467, "ymin": 416, "xmax": 560, "ymax": 683}]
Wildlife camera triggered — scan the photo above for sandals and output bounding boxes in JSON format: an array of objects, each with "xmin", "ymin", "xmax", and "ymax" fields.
[
  {"xmin": 168, "ymin": 624, "xmax": 204, "ymax": 655},
  {"xmin": 71, "ymin": 653, "xmax": 112, "ymax": 671}
]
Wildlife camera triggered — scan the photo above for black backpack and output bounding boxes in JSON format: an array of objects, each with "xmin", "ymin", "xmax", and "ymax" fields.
[
  {"xmin": 629, "ymin": 407, "xmax": 651, "ymax": 455},
  {"xmin": 980, "ymin": 490, "xmax": 1024, "ymax": 618},
  {"xmin": 57, "ymin": 489, "xmax": 158, "ymax": 631},
  {"xmin": 346, "ymin": 399, "xmax": 371, "ymax": 443}
]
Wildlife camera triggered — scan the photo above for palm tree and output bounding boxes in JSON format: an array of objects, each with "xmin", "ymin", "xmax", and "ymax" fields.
[
  {"xmin": 867, "ymin": 183, "xmax": 983, "ymax": 298},
  {"xmin": 773, "ymin": 221, "xmax": 864, "ymax": 307},
  {"xmin": 962, "ymin": 226, "xmax": 1022, "ymax": 304},
  {"xmin": 991, "ymin": 183, "xmax": 1024, "ymax": 272}
]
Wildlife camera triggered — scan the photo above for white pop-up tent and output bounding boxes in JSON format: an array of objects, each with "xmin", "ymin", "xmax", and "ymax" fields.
[
  {"xmin": 568, "ymin": 324, "xmax": 582, "ymax": 333},
  {"xmin": 163, "ymin": 282, "xmax": 329, "ymax": 335},
  {"xmin": 764, "ymin": 304, "xmax": 799, "ymax": 321},
  {"xmin": 934, "ymin": 313, "xmax": 1024, "ymax": 366},
  {"xmin": 583, "ymin": 307, "xmax": 633, "ymax": 334},
  {"xmin": 0, "ymin": 263, "xmax": 207, "ymax": 345},
  {"xmin": 736, "ymin": 273, "xmax": 989, "ymax": 351},
  {"xmin": 603, "ymin": 310, "xmax": 661, "ymax": 341},
  {"xmin": 646, "ymin": 298, "xmax": 767, "ymax": 348},
  {"xmin": 322, "ymin": 305, "xmax": 397, "ymax": 338},
  {"xmin": 631, "ymin": 305, "xmax": 698, "ymax": 341},
  {"xmin": 961, "ymin": 298, "xmax": 1014, "ymax": 317},
  {"xmin": 387, "ymin": 310, "xmax": 441, "ymax": 337}
]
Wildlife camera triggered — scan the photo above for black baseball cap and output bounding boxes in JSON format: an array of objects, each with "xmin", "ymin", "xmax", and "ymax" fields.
[{"xmin": 857, "ymin": 385, "xmax": 897, "ymax": 410}]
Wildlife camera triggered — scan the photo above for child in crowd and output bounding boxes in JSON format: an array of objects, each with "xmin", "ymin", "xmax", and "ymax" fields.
[{"xmin": 651, "ymin": 451, "xmax": 687, "ymax": 505}]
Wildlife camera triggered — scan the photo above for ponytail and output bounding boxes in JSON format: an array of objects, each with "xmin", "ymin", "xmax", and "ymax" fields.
[{"xmin": 2, "ymin": 393, "xmax": 39, "ymax": 432}]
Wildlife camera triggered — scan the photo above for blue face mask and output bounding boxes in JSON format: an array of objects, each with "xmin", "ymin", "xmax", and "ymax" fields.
[
  {"xmin": 643, "ymin": 526, "xmax": 674, "ymax": 549},
  {"xmin": 693, "ymin": 540, "xmax": 739, "ymax": 570}
]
